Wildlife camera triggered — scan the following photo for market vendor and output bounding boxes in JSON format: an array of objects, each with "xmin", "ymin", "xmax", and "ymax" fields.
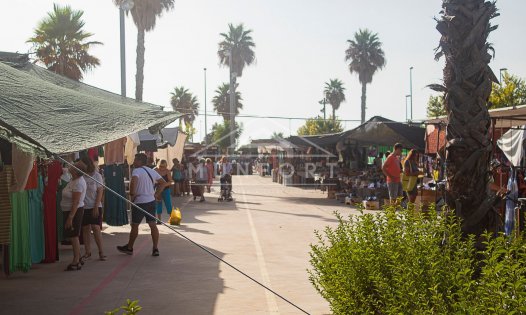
[{"xmin": 382, "ymin": 143, "xmax": 403, "ymax": 205}]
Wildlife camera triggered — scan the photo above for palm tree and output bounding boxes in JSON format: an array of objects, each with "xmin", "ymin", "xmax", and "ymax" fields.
[
  {"xmin": 27, "ymin": 4, "xmax": 102, "ymax": 81},
  {"xmin": 113, "ymin": 0, "xmax": 175, "ymax": 101},
  {"xmin": 324, "ymin": 79, "xmax": 346, "ymax": 121},
  {"xmin": 170, "ymin": 86, "xmax": 199, "ymax": 127},
  {"xmin": 217, "ymin": 23, "xmax": 255, "ymax": 136},
  {"xmin": 212, "ymin": 83, "xmax": 243, "ymax": 122},
  {"xmin": 433, "ymin": 0, "xmax": 499, "ymax": 237},
  {"xmin": 217, "ymin": 23, "xmax": 256, "ymax": 77},
  {"xmin": 345, "ymin": 29, "xmax": 386, "ymax": 124}
]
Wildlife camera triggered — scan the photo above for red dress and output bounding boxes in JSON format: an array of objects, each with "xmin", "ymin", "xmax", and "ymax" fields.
[{"xmin": 42, "ymin": 161, "xmax": 62, "ymax": 263}]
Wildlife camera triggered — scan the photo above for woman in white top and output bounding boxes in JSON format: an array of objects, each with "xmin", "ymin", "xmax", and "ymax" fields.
[
  {"xmin": 61, "ymin": 161, "xmax": 88, "ymax": 271},
  {"xmin": 80, "ymin": 156, "xmax": 106, "ymax": 262}
]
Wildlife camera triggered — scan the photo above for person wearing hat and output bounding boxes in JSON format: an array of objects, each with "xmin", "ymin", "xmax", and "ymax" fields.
[{"xmin": 382, "ymin": 143, "xmax": 404, "ymax": 205}]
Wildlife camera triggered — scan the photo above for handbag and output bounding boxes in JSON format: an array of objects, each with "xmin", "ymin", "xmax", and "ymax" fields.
[{"xmin": 169, "ymin": 207, "xmax": 182, "ymax": 225}]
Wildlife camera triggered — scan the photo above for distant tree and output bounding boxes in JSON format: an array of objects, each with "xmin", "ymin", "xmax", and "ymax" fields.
[
  {"xmin": 426, "ymin": 95, "xmax": 447, "ymax": 118},
  {"xmin": 345, "ymin": 29, "xmax": 386, "ymax": 124},
  {"xmin": 489, "ymin": 72, "xmax": 526, "ymax": 109},
  {"xmin": 113, "ymin": 0, "xmax": 175, "ymax": 101},
  {"xmin": 27, "ymin": 4, "xmax": 102, "ymax": 81},
  {"xmin": 212, "ymin": 83, "xmax": 243, "ymax": 122},
  {"xmin": 210, "ymin": 121, "xmax": 243, "ymax": 152},
  {"xmin": 324, "ymin": 79, "xmax": 346, "ymax": 121},
  {"xmin": 217, "ymin": 23, "xmax": 255, "ymax": 135},
  {"xmin": 297, "ymin": 116, "xmax": 343, "ymax": 136},
  {"xmin": 271, "ymin": 132, "xmax": 284, "ymax": 140},
  {"xmin": 170, "ymin": 86, "xmax": 199, "ymax": 127}
]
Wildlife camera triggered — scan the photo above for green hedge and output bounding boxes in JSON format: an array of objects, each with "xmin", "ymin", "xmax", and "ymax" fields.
[{"xmin": 309, "ymin": 207, "xmax": 526, "ymax": 314}]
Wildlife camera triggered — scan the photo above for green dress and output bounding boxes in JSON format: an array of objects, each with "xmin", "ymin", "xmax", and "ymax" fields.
[
  {"xmin": 28, "ymin": 175, "xmax": 45, "ymax": 264},
  {"xmin": 10, "ymin": 191, "xmax": 31, "ymax": 273}
]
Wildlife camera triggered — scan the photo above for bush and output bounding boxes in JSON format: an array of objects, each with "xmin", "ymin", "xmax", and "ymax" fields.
[{"xmin": 309, "ymin": 206, "xmax": 526, "ymax": 314}]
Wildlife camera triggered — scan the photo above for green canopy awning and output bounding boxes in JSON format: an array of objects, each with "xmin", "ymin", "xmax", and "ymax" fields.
[{"xmin": 0, "ymin": 53, "xmax": 181, "ymax": 156}]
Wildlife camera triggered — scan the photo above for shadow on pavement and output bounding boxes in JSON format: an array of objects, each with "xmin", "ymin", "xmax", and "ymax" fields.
[{"xmin": 0, "ymin": 227, "xmax": 226, "ymax": 315}]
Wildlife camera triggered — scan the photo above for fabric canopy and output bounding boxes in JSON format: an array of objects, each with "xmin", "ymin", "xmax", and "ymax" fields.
[
  {"xmin": 0, "ymin": 53, "xmax": 181, "ymax": 155},
  {"xmin": 497, "ymin": 127, "xmax": 526, "ymax": 167},
  {"xmin": 338, "ymin": 116, "xmax": 425, "ymax": 150}
]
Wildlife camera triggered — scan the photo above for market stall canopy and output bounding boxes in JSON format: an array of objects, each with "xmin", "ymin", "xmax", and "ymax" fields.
[
  {"xmin": 425, "ymin": 104, "xmax": 526, "ymax": 129},
  {"xmin": 249, "ymin": 138, "xmax": 298, "ymax": 154},
  {"xmin": 340, "ymin": 116, "xmax": 425, "ymax": 150},
  {"xmin": 288, "ymin": 131, "xmax": 351, "ymax": 149},
  {"xmin": 0, "ymin": 52, "xmax": 182, "ymax": 156}
]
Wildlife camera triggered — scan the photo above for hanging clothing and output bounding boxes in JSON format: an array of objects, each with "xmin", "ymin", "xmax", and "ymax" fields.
[
  {"xmin": 104, "ymin": 164, "xmax": 128, "ymax": 226},
  {"xmin": 0, "ymin": 166, "xmax": 15, "ymax": 245},
  {"xmin": 10, "ymin": 191, "xmax": 31, "ymax": 273},
  {"xmin": 505, "ymin": 169, "xmax": 519, "ymax": 236},
  {"xmin": 11, "ymin": 144, "xmax": 34, "ymax": 192},
  {"xmin": 104, "ymin": 138, "xmax": 126, "ymax": 165},
  {"xmin": 42, "ymin": 161, "xmax": 62, "ymax": 263},
  {"xmin": 24, "ymin": 162, "xmax": 38, "ymax": 190},
  {"xmin": 28, "ymin": 175, "xmax": 45, "ymax": 264}
]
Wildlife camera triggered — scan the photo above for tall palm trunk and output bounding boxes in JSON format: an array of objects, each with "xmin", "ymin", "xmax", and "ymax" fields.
[
  {"xmin": 332, "ymin": 107, "xmax": 336, "ymax": 121},
  {"xmin": 361, "ymin": 82, "xmax": 367, "ymax": 124},
  {"xmin": 135, "ymin": 28, "xmax": 145, "ymax": 101},
  {"xmin": 437, "ymin": 0, "xmax": 499, "ymax": 237}
]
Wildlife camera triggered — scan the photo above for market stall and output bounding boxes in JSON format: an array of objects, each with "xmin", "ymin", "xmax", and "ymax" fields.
[{"xmin": 0, "ymin": 52, "xmax": 181, "ymax": 275}]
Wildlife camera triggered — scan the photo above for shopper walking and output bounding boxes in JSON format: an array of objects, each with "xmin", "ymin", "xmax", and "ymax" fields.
[
  {"xmin": 382, "ymin": 143, "xmax": 403, "ymax": 205},
  {"xmin": 402, "ymin": 149, "xmax": 421, "ymax": 203},
  {"xmin": 172, "ymin": 158, "xmax": 182, "ymax": 196},
  {"xmin": 117, "ymin": 153, "xmax": 168, "ymax": 257},
  {"xmin": 154, "ymin": 160, "xmax": 173, "ymax": 223},
  {"xmin": 195, "ymin": 159, "xmax": 209, "ymax": 202},
  {"xmin": 61, "ymin": 161, "xmax": 87, "ymax": 271},
  {"xmin": 80, "ymin": 156, "xmax": 106, "ymax": 262},
  {"xmin": 206, "ymin": 158, "xmax": 215, "ymax": 193}
]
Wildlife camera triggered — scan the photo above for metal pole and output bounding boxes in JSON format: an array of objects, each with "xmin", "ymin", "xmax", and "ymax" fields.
[
  {"xmin": 119, "ymin": 8, "xmax": 126, "ymax": 97},
  {"xmin": 204, "ymin": 67, "xmax": 207, "ymax": 146},
  {"xmin": 229, "ymin": 52, "xmax": 235, "ymax": 153},
  {"xmin": 410, "ymin": 67, "xmax": 413, "ymax": 121}
]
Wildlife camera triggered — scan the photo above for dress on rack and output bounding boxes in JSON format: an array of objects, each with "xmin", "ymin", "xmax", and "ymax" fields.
[
  {"xmin": 28, "ymin": 175, "xmax": 45, "ymax": 264},
  {"xmin": 10, "ymin": 191, "xmax": 31, "ymax": 273},
  {"xmin": 42, "ymin": 161, "xmax": 62, "ymax": 263},
  {"xmin": 104, "ymin": 164, "xmax": 128, "ymax": 226}
]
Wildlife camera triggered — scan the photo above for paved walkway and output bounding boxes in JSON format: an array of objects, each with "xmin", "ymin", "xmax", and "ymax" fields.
[{"xmin": 0, "ymin": 175, "xmax": 364, "ymax": 315}]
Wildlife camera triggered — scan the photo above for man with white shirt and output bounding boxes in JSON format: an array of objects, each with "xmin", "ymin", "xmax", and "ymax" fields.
[{"xmin": 117, "ymin": 153, "xmax": 168, "ymax": 257}]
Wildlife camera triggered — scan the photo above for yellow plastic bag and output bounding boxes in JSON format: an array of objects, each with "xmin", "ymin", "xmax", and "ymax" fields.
[{"xmin": 169, "ymin": 207, "xmax": 182, "ymax": 225}]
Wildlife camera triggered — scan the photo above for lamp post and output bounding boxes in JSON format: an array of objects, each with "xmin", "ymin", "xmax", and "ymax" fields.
[
  {"xmin": 405, "ymin": 95, "xmax": 411, "ymax": 122},
  {"xmin": 119, "ymin": 0, "xmax": 134, "ymax": 97},
  {"xmin": 499, "ymin": 68, "xmax": 508, "ymax": 84},
  {"xmin": 409, "ymin": 66, "xmax": 414, "ymax": 121},
  {"xmin": 204, "ymin": 67, "xmax": 207, "ymax": 146}
]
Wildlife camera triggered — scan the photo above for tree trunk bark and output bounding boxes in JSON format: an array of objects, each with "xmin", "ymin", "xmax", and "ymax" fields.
[
  {"xmin": 135, "ymin": 28, "xmax": 145, "ymax": 102},
  {"xmin": 438, "ymin": 0, "xmax": 500, "ymax": 237},
  {"xmin": 332, "ymin": 107, "xmax": 336, "ymax": 121},
  {"xmin": 361, "ymin": 82, "xmax": 367, "ymax": 124}
]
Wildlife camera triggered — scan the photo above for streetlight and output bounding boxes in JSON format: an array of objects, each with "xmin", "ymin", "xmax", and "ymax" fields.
[
  {"xmin": 409, "ymin": 66, "xmax": 414, "ymax": 121},
  {"xmin": 204, "ymin": 67, "xmax": 207, "ymax": 146},
  {"xmin": 500, "ymin": 68, "xmax": 508, "ymax": 84},
  {"xmin": 405, "ymin": 95, "xmax": 411, "ymax": 122},
  {"xmin": 224, "ymin": 50, "xmax": 236, "ymax": 153},
  {"xmin": 119, "ymin": 0, "xmax": 134, "ymax": 97}
]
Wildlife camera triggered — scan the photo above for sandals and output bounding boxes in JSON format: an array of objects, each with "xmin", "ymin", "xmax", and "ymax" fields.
[
  {"xmin": 65, "ymin": 263, "xmax": 82, "ymax": 271},
  {"xmin": 99, "ymin": 252, "xmax": 107, "ymax": 261},
  {"xmin": 80, "ymin": 253, "xmax": 91, "ymax": 265}
]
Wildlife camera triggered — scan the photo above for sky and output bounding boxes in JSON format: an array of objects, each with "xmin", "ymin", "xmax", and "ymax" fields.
[{"xmin": 2, "ymin": 0, "xmax": 525, "ymax": 145}]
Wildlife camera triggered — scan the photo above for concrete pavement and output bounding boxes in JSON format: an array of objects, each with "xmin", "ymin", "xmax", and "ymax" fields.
[{"xmin": 0, "ymin": 175, "xmax": 364, "ymax": 315}]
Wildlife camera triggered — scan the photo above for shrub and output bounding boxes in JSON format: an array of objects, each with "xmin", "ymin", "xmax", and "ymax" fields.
[{"xmin": 309, "ymin": 206, "xmax": 526, "ymax": 314}]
